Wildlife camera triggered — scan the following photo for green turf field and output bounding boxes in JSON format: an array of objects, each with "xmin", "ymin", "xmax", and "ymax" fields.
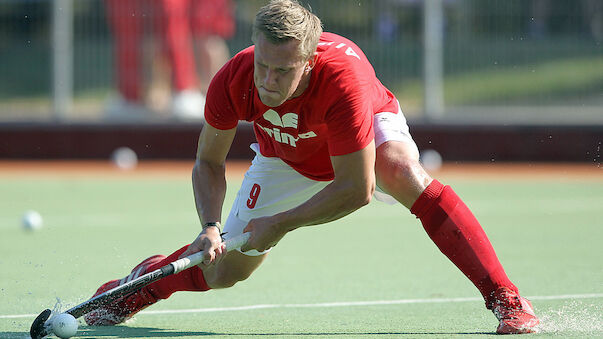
[{"xmin": 1, "ymin": 167, "xmax": 602, "ymax": 338}]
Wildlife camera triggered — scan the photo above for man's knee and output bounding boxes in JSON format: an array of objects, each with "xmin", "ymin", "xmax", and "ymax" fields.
[
  {"xmin": 375, "ymin": 141, "xmax": 432, "ymax": 207},
  {"xmin": 203, "ymin": 251, "xmax": 266, "ymax": 289},
  {"xmin": 377, "ymin": 158, "xmax": 425, "ymax": 192},
  {"xmin": 377, "ymin": 142, "xmax": 426, "ymax": 183},
  {"xmin": 205, "ymin": 269, "xmax": 248, "ymax": 289}
]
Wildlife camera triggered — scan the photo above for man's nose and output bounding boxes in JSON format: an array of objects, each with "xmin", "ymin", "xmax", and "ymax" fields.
[{"xmin": 264, "ymin": 69, "xmax": 278, "ymax": 86}]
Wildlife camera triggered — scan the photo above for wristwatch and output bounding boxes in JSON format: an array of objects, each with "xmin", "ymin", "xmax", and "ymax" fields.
[{"xmin": 202, "ymin": 221, "xmax": 221, "ymax": 233}]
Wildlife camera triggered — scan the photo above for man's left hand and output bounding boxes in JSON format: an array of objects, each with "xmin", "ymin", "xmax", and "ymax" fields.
[{"xmin": 241, "ymin": 216, "xmax": 286, "ymax": 252}]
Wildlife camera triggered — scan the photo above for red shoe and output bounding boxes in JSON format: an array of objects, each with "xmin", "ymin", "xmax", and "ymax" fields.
[
  {"xmin": 84, "ymin": 255, "xmax": 166, "ymax": 326},
  {"xmin": 489, "ymin": 287, "xmax": 540, "ymax": 334}
]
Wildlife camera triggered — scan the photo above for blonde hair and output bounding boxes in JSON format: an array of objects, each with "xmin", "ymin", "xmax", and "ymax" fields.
[{"xmin": 252, "ymin": 0, "xmax": 323, "ymax": 60}]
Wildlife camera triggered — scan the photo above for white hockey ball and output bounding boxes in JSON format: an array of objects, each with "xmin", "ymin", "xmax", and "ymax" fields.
[
  {"xmin": 111, "ymin": 147, "xmax": 138, "ymax": 170},
  {"xmin": 52, "ymin": 313, "xmax": 78, "ymax": 339},
  {"xmin": 420, "ymin": 149, "xmax": 443, "ymax": 171},
  {"xmin": 22, "ymin": 210, "xmax": 43, "ymax": 231}
]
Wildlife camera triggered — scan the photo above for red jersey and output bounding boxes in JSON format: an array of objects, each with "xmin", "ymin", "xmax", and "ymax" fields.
[{"xmin": 205, "ymin": 32, "xmax": 398, "ymax": 181}]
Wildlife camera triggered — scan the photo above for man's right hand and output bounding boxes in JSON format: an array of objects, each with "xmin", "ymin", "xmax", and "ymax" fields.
[{"xmin": 179, "ymin": 226, "xmax": 226, "ymax": 266}]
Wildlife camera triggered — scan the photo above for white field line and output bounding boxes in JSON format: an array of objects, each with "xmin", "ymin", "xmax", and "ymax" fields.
[{"xmin": 2, "ymin": 293, "xmax": 602, "ymax": 319}]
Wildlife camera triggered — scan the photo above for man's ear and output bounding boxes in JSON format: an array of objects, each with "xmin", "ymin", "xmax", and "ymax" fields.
[{"xmin": 306, "ymin": 52, "xmax": 318, "ymax": 71}]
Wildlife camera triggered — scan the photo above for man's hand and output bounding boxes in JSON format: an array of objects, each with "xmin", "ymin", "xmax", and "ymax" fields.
[
  {"xmin": 240, "ymin": 216, "xmax": 287, "ymax": 252},
  {"xmin": 180, "ymin": 226, "xmax": 226, "ymax": 266}
]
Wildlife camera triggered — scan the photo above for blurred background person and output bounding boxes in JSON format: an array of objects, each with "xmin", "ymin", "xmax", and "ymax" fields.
[
  {"xmin": 191, "ymin": 0, "xmax": 236, "ymax": 95},
  {"xmin": 104, "ymin": 0, "xmax": 235, "ymax": 120},
  {"xmin": 104, "ymin": 0, "xmax": 152, "ymax": 119}
]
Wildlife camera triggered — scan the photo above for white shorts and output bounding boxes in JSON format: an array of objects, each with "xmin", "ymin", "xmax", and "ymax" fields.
[
  {"xmin": 222, "ymin": 104, "xmax": 417, "ymax": 255},
  {"xmin": 372, "ymin": 101, "xmax": 419, "ymax": 204},
  {"xmin": 374, "ymin": 101, "xmax": 418, "ymax": 151}
]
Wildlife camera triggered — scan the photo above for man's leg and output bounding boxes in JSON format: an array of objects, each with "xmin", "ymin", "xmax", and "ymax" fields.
[
  {"xmin": 202, "ymin": 214, "xmax": 268, "ymax": 289},
  {"xmin": 84, "ymin": 242, "xmax": 265, "ymax": 326},
  {"xmin": 374, "ymin": 135, "xmax": 538, "ymax": 333},
  {"xmin": 105, "ymin": 0, "xmax": 144, "ymax": 102},
  {"xmin": 84, "ymin": 203, "xmax": 266, "ymax": 326},
  {"xmin": 375, "ymin": 140, "xmax": 518, "ymax": 298},
  {"xmin": 150, "ymin": 242, "xmax": 267, "ymax": 294},
  {"xmin": 85, "ymin": 144, "xmax": 324, "ymax": 326},
  {"xmin": 157, "ymin": 0, "xmax": 199, "ymax": 92},
  {"xmin": 156, "ymin": 0, "xmax": 206, "ymax": 118}
]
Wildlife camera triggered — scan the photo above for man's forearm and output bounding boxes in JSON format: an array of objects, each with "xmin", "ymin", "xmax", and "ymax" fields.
[
  {"xmin": 270, "ymin": 144, "xmax": 376, "ymax": 234},
  {"xmin": 272, "ymin": 179, "xmax": 373, "ymax": 233},
  {"xmin": 192, "ymin": 159, "xmax": 227, "ymax": 225}
]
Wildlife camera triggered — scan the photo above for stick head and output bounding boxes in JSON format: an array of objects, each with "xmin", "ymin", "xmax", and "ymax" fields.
[{"xmin": 30, "ymin": 309, "xmax": 52, "ymax": 339}]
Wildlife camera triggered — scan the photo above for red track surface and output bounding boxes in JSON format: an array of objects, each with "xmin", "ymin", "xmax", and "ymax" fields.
[{"xmin": 0, "ymin": 161, "xmax": 600, "ymax": 180}]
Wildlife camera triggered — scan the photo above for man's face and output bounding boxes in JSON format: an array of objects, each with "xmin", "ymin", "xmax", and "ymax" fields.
[{"xmin": 253, "ymin": 33, "xmax": 310, "ymax": 107}]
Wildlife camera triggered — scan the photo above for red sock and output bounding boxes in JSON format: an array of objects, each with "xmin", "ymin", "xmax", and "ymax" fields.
[
  {"xmin": 144, "ymin": 245, "xmax": 210, "ymax": 300},
  {"xmin": 410, "ymin": 180, "xmax": 517, "ymax": 307}
]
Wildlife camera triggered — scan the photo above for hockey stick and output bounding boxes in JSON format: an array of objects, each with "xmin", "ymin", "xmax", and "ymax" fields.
[{"xmin": 30, "ymin": 232, "xmax": 250, "ymax": 339}]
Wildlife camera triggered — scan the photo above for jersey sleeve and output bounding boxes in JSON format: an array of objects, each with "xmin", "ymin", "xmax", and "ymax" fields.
[
  {"xmin": 204, "ymin": 60, "xmax": 239, "ymax": 130},
  {"xmin": 321, "ymin": 63, "xmax": 375, "ymax": 157},
  {"xmin": 325, "ymin": 85, "xmax": 374, "ymax": 156},
  {"xmin": 204, "ymin": 49, "xmax": 255, "ymax": 130}
]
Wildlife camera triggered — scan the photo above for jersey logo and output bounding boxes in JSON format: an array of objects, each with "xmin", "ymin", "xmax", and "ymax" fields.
[
  {"xmin": 263, "ymin": 109, "xmax": 298, "ymax": 128},
  {"xmin": 258, "ymin": 109, "xmax": 317, "ymax": 147}
]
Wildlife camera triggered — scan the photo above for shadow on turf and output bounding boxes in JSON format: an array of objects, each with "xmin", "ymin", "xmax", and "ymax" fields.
[
  {"xmin": 76, "ymin": 326, "xmax": 213, "ymax": 337},
  {"xmin": 215, "ymin": 332, "xmax": 496, "ymax": 337},
  {"xmin": 0, "ymin": 328, "xmax": 495, "ymax": 338},
  {"xmin": 0, "ymin": 332, "xmax": 31, "ymax": 339},
  {"xmin": 0, "ymin": 328, "xmax": 214, "ymax": 339},
  {"xmin": 65, "ymin": 327, "xmax": 496, "ymax": 337}
]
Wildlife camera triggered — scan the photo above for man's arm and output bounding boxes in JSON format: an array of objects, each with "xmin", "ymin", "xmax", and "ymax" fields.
[
  {"xmin": 181, "ymin": 123, "xmax": 236, "ymax": 264},
  {"xmin": 241, "ymin": 140, "xmax": 376, "ymax": 252}
]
